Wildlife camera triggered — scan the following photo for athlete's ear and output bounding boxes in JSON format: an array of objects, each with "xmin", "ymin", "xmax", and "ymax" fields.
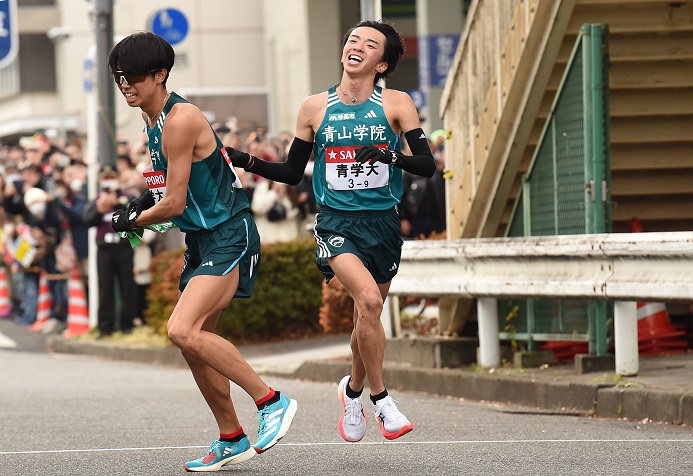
[
  {"xmin": 376, "ymin": 62, "xmax": 388, "ymax": 73},
  {"xmin": 155, "ymin": 69, "xmax": 167, "ymax": 84}
]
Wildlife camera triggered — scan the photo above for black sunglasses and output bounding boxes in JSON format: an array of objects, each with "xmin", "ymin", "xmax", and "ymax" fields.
[{"xmin": 113, "ymin": 69, "xmax": 159, "ymax": 86}]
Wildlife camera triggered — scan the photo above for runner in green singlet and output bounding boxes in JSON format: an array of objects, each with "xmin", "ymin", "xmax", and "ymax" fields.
[
  {"xmin": 222, "ymin": 20, "xmax": 436, "ymax": 443},
  {"xmin": 108, "ymin": 32, "xmax": 296, "ymax": 472}
]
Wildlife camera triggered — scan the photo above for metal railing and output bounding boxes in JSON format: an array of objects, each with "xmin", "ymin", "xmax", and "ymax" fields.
[{"xmin": 385, "ymin": 232, "xmax": 693, "ymax": 376}]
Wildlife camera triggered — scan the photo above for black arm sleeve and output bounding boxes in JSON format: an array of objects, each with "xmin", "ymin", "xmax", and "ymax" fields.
[
  {"xmin": 248, "ymin": 138, "xmax": 313, "ymax": 186},
  {"xmin": 394, "ymin": 128, "xmax": 436, "ymax": 178}
]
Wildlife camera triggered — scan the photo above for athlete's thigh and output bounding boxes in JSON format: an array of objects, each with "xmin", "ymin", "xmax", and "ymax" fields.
[
  {"xmin": 328, "ymin": 252, "xmax": 378, "ymax": 300},
  {"xmin": 328, "ymin": 253, "xmax": 391, "ymax": 313},
  {"xmin": 170, "ymin": 269, "xmax": 240, "ymax": 331},
  {"xmin": 171, "ymin": 289, "xmax": 223, "ymax": 333}
]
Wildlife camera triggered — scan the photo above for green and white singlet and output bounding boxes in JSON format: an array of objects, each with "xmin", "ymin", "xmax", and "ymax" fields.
[
  {"xmin": 146, "ymin": 92, "xmax": 249, "ymax": 233},
  {"xmin": 312, "ymin": 86, "xmax": 402, "ymax": 211}
]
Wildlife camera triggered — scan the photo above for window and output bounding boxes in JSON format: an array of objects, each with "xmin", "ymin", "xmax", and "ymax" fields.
[{"xmin": 18, "ymin": 33, "xmax": 56, "ymax": 92}]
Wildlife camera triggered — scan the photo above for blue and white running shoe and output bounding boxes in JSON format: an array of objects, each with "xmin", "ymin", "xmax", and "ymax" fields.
[
  {"xmin": 184, "ymin": 437, "xmax": 255, "ymax": 472},
  {"xmin": 253, "ymin": 393, "xmax": 298, "ymax": 453}
]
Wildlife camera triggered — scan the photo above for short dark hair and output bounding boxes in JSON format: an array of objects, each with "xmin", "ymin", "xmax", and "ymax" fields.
[
  {"xmin": 342, "ymin": 20, "xmax": 405, "ymax": 84},
  {"xmin": 108, "ymin": 32, "xmax": 175, "ymax": 87}
]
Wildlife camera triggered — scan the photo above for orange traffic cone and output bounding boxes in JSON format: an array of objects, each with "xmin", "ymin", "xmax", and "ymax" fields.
[
  {"xmin": 540, "ymin": 341, "xmax": 589, "ymax": 360},
  {"xmin": 62, "ymin": 268, "xmax": 89, "ymax": 338},
  {"xmin": 30, "ymin": 272, "xmax": 53, "ymax": 331},
  {"xmin": 0, "ymin": 266, "xmax": 12, "ymax": 318},
  {"xmin": 636, "ymin": 302, "xmax": 687, "ymax": 355}
]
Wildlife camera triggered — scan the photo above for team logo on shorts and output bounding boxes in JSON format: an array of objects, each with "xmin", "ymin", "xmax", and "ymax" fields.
[{"xmin": 328, "ymin": 235, "xmax": 345, "ymax": 248}]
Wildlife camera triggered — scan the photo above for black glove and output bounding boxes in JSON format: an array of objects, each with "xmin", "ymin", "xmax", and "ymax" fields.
[
  {"xmin": 111, "ymin": 208, "xmax": 136, "ymax": 233},
  {"xmin": 129, "ymin": 189, "xmax": 155, "ymax": 215},
  {"xmin": 354, "ymin": 145, "xmax": 402, "ymax": 165},
  {"xmin": 222, "ymin": 147, "xmax": 253, "ymax": 169}
]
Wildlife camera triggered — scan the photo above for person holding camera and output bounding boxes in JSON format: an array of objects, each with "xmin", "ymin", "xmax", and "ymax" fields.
[
  {"xmin": 250, "ymin": 178, "xmax": 300, "ymax": 243},
  {"xmin": 83, "ymin": 165, "xmax": 138, "ymax": 337}
]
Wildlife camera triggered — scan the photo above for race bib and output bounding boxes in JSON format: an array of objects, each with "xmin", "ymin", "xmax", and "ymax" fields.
[
  {"xmin": 142, "ymin": 166, "xmax": 166, "ymax": 202},
  {"xmin": 324, "ymin": 144, "xmax": 390, "ymax": 191},
  {"xmin": 121, "ymin": 167, "xmax": 178, "ymax": 248}
]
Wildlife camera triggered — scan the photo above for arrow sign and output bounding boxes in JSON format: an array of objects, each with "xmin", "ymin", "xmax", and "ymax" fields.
[{"xmin": 0, "ymin": 0, "xmax": 18, "ymax": 69}]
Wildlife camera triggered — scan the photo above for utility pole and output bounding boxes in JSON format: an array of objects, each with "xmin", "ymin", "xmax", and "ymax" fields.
[
  {"xmin": 360, "ymin": 0, "xmax": 381, "ymax": 20},
  {"xmin": 87, "ymin": 0, "xmax": 115, "ymax": 333},
  {"xmin": 360, "ymin": 0, "xmax": 384, "ymax": 88},
  {"xmin": 91, "ymin": 0, "xmax": 116, "ymax": 169}
]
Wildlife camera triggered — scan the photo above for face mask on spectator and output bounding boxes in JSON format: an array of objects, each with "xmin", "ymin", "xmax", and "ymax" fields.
[
  {"xmin": 70, "ymin": 179, "xmax": 83, "ymax": 193},
  {"xmin": 28, "ymin": 202, "xmax": 46, "ymax": 220},
  {"xmin": 100, "ymin": 179, "xmax": 119, "ymax": 192}
]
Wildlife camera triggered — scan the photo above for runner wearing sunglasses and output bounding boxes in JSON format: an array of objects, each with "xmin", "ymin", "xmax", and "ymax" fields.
[
  {"xmin": 108, "ymin": 31, "xmax": 297, "ymax": 472},
  {"xmin": 112, "ymin": 69, "xmax": 159, "ymax": 86}
]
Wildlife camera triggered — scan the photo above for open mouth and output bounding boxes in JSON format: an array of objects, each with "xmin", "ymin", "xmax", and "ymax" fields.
[{"xmin": 348, "ymin": 54, "xmax": 363, "ymax": 63}]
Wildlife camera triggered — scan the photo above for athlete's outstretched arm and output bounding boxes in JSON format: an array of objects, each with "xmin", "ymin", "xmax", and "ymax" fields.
[
  {"xmin": 223, "ymin": 138, "xmax": 311, "ymax": 186},
  {"xmin": 223, "ymin": 95, "xmax": 322, "ymax": 186}
]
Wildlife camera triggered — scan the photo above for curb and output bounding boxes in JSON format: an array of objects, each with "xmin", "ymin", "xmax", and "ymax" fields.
[
  {"xmin": 45, "ymin": 335, "xmax": 187, "ymax": 368},
  {"xmin": 289, "ymin": 360, "xmax": 693, "ymax": 426},
  {"xmin": 596, "ymin": 387, "xmax": 693, "ymax": 425},
  {"xmin": 290, "ymin": 360, "xmax": 600, "ymax": 413}
]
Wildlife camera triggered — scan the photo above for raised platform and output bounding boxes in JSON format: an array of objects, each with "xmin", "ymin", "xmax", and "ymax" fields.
[{"xmin": 384, "ymin": 336, "xmax": 478, "ymax": 368}]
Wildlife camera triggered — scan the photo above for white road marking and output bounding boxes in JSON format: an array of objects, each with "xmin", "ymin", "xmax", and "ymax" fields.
[
  {"xmin": 2, "ymin": 439, "xmax": 692, "ymax": 455},
  {"xmin": 0, "ymin": 332, "xmax": 17, "ymax": 348}
]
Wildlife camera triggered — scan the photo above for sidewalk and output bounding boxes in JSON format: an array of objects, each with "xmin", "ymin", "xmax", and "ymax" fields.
[{"xmin": 44, "ymin": 333, "xmax": 693, "ymax": 427}]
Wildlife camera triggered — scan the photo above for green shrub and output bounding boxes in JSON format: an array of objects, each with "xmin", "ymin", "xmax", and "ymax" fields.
[{"xmin": 145, "ymin": 238, "xmax": 325, "ymax": 343}]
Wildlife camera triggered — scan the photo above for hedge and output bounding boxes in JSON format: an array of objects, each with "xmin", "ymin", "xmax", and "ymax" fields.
[{"xmin": 145, "ymin": 238, "xmax": 326, "ymax": 343}]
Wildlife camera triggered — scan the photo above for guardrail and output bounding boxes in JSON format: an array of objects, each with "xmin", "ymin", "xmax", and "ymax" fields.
[{"xmin": 385, "ymin": 232, "xmax": 693, "ymax": 375}]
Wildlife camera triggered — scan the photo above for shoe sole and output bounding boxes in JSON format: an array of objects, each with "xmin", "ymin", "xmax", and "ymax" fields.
[
  {"xmin": 183, "ymin": 446, "xmax": 256, "ymax": 472},
  {"xmin": 254, "ymin": 399, "xmax": 298, "ymax": 454},
  {"xmin": 377, "ymin": 420, "xmax": 414, "ymax": 440},
  {"xmin": 338, "ymin": 376, "xmax": 365, "ymax": 442}
]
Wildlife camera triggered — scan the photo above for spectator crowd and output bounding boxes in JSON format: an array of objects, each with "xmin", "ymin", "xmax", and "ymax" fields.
[{"xmin": 0, "ymin": 123, "xmax": 446, "ymax": 337}]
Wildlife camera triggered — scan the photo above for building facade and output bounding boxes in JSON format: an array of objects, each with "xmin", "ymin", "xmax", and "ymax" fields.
[{"xmin": 0, "ymin": 0, "xmax": 464, "ymax": 147}]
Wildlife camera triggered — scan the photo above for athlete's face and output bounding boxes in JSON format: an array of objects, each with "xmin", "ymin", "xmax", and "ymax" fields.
[
  {"xmin": 115, "ymin": 67, "xmax": 165, "ymax": 109},
  {"xmin": 341, "ymin": 27, "xmax": 388, "ymax": 77}
]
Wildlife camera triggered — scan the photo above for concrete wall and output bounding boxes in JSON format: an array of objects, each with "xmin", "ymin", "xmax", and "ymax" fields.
[{"xmin": 110, "ymin": 1, "xmax": 266, "ymax": 142}]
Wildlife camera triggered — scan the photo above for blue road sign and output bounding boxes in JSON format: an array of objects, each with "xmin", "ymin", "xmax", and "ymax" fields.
[
  {"xmin": 149, "ymin": 8, "xmax": 189, "ymax": 46},
  {"xmin": 0, "ymin": 0, "xmax": 18, "ymax": 69}
]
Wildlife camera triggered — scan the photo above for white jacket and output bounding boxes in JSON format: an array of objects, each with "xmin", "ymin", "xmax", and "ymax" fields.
[{"xmin": 250, "ymin": 180, "xmax": 300, "ymax": 243}]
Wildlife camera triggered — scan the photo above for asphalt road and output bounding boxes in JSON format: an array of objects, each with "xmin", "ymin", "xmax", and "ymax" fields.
[{"xmin": 1, "ymin": 331, "xmax": 693, "ymax": 475}]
